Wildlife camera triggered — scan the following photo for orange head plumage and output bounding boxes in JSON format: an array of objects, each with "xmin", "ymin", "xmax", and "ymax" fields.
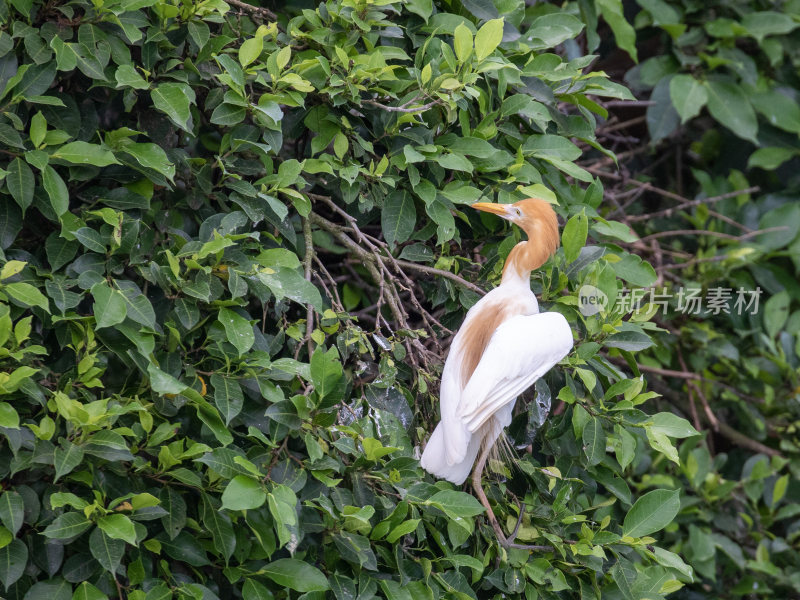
[{"xmin": 472, "ymin": 198, "xmax": 560, "ymax": 281}]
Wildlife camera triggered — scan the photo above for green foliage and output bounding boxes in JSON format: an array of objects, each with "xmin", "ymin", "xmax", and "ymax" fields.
[
  {"xmin": 578, "ymin": 0, "xmax": 800, "ymax": 595},
  {"xmin": 9, "ymin": 0, "xmax": 790, "ymax": 597}
]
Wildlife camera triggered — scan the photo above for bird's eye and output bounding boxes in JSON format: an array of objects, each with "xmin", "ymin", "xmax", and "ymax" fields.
[{"xmin": 514, "ymin": 207, "xmax": 523, "ymax": 217}]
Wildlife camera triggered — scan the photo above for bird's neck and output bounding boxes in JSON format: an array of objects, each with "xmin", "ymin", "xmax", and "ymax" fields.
[{"xmin": 500, "ymin": 240, "xmax": 549, "ymax": 286}]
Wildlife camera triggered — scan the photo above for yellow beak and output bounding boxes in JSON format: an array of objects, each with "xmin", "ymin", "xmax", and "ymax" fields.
[{"xmin": 472, "ymin": 202, "xmax": 513, "ymax": 219}]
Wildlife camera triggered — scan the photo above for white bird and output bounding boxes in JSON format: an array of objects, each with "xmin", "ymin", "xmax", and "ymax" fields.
[{"xmin": 420, "ymin": 198, "xmax": 573, "ymax": 547}]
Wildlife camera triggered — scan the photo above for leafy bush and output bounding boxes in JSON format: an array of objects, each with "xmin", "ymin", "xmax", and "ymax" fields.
[
  {"xmin": 567, "ymin": 0, "xmax": 800, "ymax": 596},
  {"xmin": 3, "ymin": 0, "xmax": 771, "ymax": 598}
]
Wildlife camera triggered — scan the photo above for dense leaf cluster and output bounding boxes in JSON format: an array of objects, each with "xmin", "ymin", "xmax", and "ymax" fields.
[{"xmin": 1, "ymin": 0, "xmax": 797, "ymax": 598}]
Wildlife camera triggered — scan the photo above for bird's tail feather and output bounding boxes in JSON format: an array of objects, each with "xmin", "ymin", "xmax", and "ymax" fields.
[
  {"xmin": 420, "ymin": 423, "xmax": 481, "ymax": 485},
  {"xmin": 487, "ymin": 430, "xmax": 517, "ymax": 476}
]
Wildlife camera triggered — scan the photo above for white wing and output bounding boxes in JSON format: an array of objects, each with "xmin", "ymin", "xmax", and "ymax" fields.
[{"xmin": 457, "ymin": 311, "xmax": 573, "ymax": 433}]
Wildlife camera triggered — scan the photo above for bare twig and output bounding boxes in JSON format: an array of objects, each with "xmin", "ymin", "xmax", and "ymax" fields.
[
  {"xmin": 363, "ymin": 98, "xmax": 441, "ymax": 113},
  {"xmin": 678, "ymin": 348, "xmax": 718, "ymax": 432},
  {"xmin": 638, "ymin": 226, "xmax": 787, "ymax": 243},
  {"xmin": 394, "ymin": 259, "xmax": 485, "ymax": 296},
  {"xmin": 626, "ymin": 186, "xmax": 760, "ymax": 222},
  {"xmin": 603, "ymin": 100, "xmax": 656, "ymax": 107},
  {"xmin": 224, "ymin": 0, "xmax": 277, "ymax": 19},
  {"xmin": 302, "ymin": 217, "xmax": 314, "ymax": 358},
  {"xmin": 717, "ymin": 422, "xmax": 782, "ymax": 458}
]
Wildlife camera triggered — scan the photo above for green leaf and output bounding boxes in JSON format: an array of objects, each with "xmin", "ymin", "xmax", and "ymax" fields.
[
  {"xmin": 386, "ymin": 519, "xmax": 420, "ymax": 543},
  {"xmin": 763, "ymin": 290, "xmax": 790, "ymax": 338},
  {"xmin": 611, "ymin": 253, "xmax": 657, "ymax": 287},
  {"xmin": 704, "ymin": 79, "xmax": 758, "ymax": 144},
  {"xmin": 218, "ymin": 308, "xmax": 255, "ymax": 356},
  {"xmin": 651, "ymin": 547, "xmax": 694, "ymax": 581},
  {"xmin": 42, "ymin": 512, "xmax": 92, "ymax": 539},
  {"xmin": 405, "ymin": 0, "xmax": 432, "ymax": 21},
  {"xmin": 239, "ymin": 36, "xmax": 263, "ymax": 67},
  {"xmin": 147, "ymin": 363, "xmax": 186, "ymax": 395},
  {"xmin": 159, "ymin": 487, "xmax": 187, "ymax": 540},
  {"xmin": 30, "ymin": 111, "xmax": 46, "ymax": 147},
  {"xmin": 210, "ymin": 374, "xmax": 244, "ymax": 425},
  {"xmin": 42, "ymin": 165, "xmax": 69, "ymax": 216},
  {"xmin": 605, "ymin": 331, "xmax": 653, "ymax": 351},
  {"xmin": 54, "ymin": 440, "xmax": 84, "ymax": 481},
  {"xmin": 72, "ymin": 582, "xmax": 109, "ymax": 600},
  {"xmin": 747, "ymin": 147, "xmax": 796, "ymax": 170},
  {"xmin": 650, "ymin": 412, "xmax": 699, "ymax": 438},
  {"xmin": 527, "ymin": 13, "xmax": 585, "ymax": 48},
  {"xmin": 0, "ymin": 403, "xmax": 19, "ymax": 429},
  {"xmin": 622, "ymin": 489, "xmax": 680, "ymax": 538},
  {"xmin": 89, "ymin": 526, "xmax": 125, "ymax": 573},
  {"xmin": 187, "ymin": 20, "xmax": 210, "ymax": 49},
  {"xmin": 595, "ymin": 0, "xmax": 637, "ymax": 60},
  {"xmin": 741, "ymin": 11, "xmax": 799, "ymax": 42},
  {"xmin": 119, "ymin": 143, "xmax": 175, "ymax": 180},
  {"xmin": 97, "ymin": 514, "xmax": 137, "ymax": 545},
  {"xmin": 615, "ymin": 425, "xmax": 636, "ymax": 470},
  {"xmin": 243, "ymin": 579, "xmax": 273, "ymax": 600},
  {"xmin": 310, "ymin": 345, "xmax": 343, "ymax": 403},
  {"xmin": 669, "ymin": 74, "xmax": 708, "ymax": 124},
  {"xmin": 7, "ymin": 157, "xmax": 34, "ymax": 211},
  {"xmin": 5, "ymin": 282, "xmax": 50, "ymax": 312},
  {"xmin": 221, "ymin": 476, "xmax": 266, "ymax": 511},
  {"xmin": 474, "ymin": 18, "xmax": 504, "ymax": 61},
  {"xmin": 646, "ymin": 427, "xmax": 679, "ymax": 463},
  {"xmin": 114, "ymin": 64, "xmax": 149, "ymax": 90},
  {"xmin": 260, "ymin": 558, "xmax": 330, "ymax": 592},
  {"xmin": 562, "ymin": 211, "xmax": 588, "ymax": 263},
  {"xmin": 73, "ymin": 227, "xmax": 106, "ymax": 253},
  {"xmin": 453, "ymin": 23, "xmax": 473, "ymax": 63},
  {"xmin": 51, "ymin": 141, "xmax": 120, "ymax": 167},
  {"xmin": 201, "ymin": 495, "xmax": 235, "ymax": 562},
  {"xmin": 151, "ymin": 83, "xmax": 193, "ymax": 132},
  {"xmin": 257, "ymin": 268, "xmax": 323, "ymax": 311},
  {"xmin": 0, "ymin": 539, "xmax": 28, "ymax": 589},
  {"xmin": 0, "ymin": 492, "xmax": 23, "ymax": 536},
  {"xmin": 425, "ymin": 490, "xmax": 485, "ymax": 519},
  {"xmin": 751, "ymin": 89, "xmax": 800, "ymax": 135},
  {"xmin": 380, "ymin": 579, "xmax": 413, "ymax": 600},
  {"xmin": 582, "ymin": 417, "xmax": 606, "ymax": 465},
  {"xmin": 524, "ymin": 134, "xmax": 582, "ymax": 161},
  {"xmin": 91, "ymin": 282, "xmax": 127, "ymax": 328},
  {"xmin": 210, "ymin": 103, "xmax": 246, "ymax": 126},
  {"xmin": 382, "ymin": 190, "xmax": 416, "ymax": 247},
  {"xmin": 647, "ymin": 77, "xmax": 680, "ymax": 142}
]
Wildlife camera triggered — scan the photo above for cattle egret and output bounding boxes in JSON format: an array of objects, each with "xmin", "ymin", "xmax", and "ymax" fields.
[{"xmin": 420, "ymin": 198, "xmax": 573, "ymax": 548}]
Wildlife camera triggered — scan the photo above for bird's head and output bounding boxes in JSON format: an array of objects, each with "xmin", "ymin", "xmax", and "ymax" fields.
[{"xmin": 472, "ymin": 198, "xmax": 560, "ymax": 257}]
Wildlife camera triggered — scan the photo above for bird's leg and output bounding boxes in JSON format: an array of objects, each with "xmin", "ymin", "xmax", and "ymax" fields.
[
  {"xmin": 472, "ymin": 446, "xmax": 554, "ymax": 552},
  {"xmin": 471, "ymin": 440, "xmax": 509, "ymax": 545}
]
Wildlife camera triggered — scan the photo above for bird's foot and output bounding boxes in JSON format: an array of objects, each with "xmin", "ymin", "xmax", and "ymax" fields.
[
  {"xmin": 470, "ymin": 442, "xmax": 553, "ymax": 551},
  {"xmin": 472, "ymin": 480, "xmax": 553, "ymax": 551},
  {"xmin": 498, "ymin": 502, "xmax": 553, "ymax": 551}
]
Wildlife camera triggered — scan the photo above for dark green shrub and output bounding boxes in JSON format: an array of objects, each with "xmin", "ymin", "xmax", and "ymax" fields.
[{"xmin": 0, "ymin": 0, "xmax": 703, "ymax": 598}]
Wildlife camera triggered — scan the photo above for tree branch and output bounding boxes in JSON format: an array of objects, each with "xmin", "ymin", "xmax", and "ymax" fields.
[
  {"xmin": 224, "ymin": 0, "xmax": 277, "ymax": 19},
  {"xmin": 362, "ymin": 98, "xmax": 441, "ymax": 113}
]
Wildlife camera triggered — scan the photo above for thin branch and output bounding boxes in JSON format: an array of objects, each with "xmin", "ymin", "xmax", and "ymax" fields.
[
  {"xmin": 302, "ymin": 217, "xmax": 314, "ymax": 358},
  {"xmin": 626, "ymin": 186, "xmax": 760, "ymax": 222},
  {"xmin": 603, "ymin": 100, "xmax": 656, "ymax": 107},
  {"xmin": 394, "ymin": 258, "xmax": 485, "ymax": 296},
  {"xmin": 224, "ymin": 0, "xmax": 277, "ymax": 19},
  {"xmin": 717, "ymin": 421, "xmax": 782, "ymax": 458},
  {"xmin": 363, "ymin": 98, "xmax": 441, "ymax": 113},
  {"xmin": 678, "ymin": 348, "xmax": 717, "ymax": 432},
  {"xmin": 637, "ymin": 226, "xmax": 787, "ymax": 243}
]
